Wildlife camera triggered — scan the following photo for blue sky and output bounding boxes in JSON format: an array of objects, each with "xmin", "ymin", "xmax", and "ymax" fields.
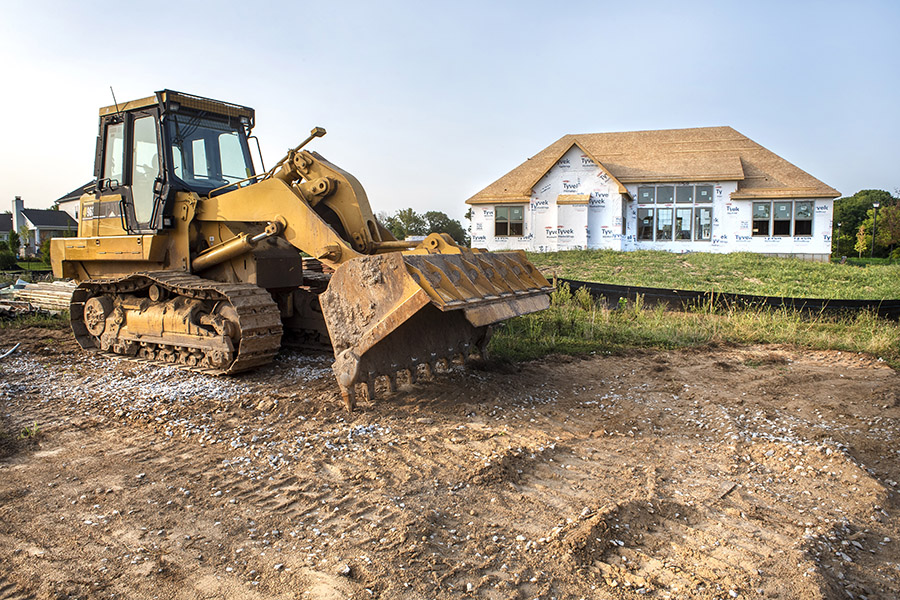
[{"xmin": 1, "ymin": 0, "xmax": 897, "ymax": 222}]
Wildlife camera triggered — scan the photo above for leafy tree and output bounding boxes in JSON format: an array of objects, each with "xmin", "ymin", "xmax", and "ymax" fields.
[
  {"xmin": 379, "ymin": 208, "xmax": 469, "ymax": 246},
  {"xmin": 423, "ymin": 211, "xmax": 469, "ymax": 245},
  {"xmin": 873, "ymin": 203, "xmax": 900, "ymax": 257},
  {"xmin": 39, "ymin": 238, "xmax": 52, "ymax": 264},
  {"xmin": 0, "ymin": 250, "xmax": 17, "ymax": 270},
  {"xmin": 380, "ymin": 208, "xmax": 426, "ymax": 240},
  {"xmin": 0, "ymin": 241, "xmax": 8, "ymax": 252},
  {"xmin": 8, "ymin": 230, "xmax": 20, "ymax": 258},
  {"xmin": 848, "ymin": 197, "xmax": 900, "ymax": 259},
  {"xmin": 855, "ymin": 224, "xmax": 868, "ymax": 258},
  {"xmin": 833, "ymin": 190, "xmax": 893, "ymax": 257},
  {"xmin": 18, "ymin": 225, "xmax": 31, "ymax": 258}
]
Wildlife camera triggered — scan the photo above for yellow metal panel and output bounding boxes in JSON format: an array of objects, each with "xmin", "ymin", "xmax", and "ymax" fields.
[{"xmin": 54, "ymin": 235, "xmax": 166, "ymax": 262}]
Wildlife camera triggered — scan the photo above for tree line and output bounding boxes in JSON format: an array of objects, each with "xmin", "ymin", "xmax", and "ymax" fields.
[
  {"xmin": 377, "ymin": 208, "xmax": 469, "ymax": 246},
  {"xmin": 833, "ymin": 190, "xmax": 900, "ymax": 259}
]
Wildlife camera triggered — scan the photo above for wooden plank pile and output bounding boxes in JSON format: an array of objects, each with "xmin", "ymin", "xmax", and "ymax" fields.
[
  {"xmin": 0, "ymin": 300, "xmax": 36, "ymax": 319},
  {"xmin": 12, "ymin": 281, "xmax": 76, "ymax": 312}
]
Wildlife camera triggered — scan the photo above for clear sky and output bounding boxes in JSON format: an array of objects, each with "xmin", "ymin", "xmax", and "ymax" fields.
[{"xmin": 1, "ymin": 0, "xmax": 897, "ymax": 223}]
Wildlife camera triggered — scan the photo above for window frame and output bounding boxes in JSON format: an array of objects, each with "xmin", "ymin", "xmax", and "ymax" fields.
[
  {"xmin": 632, "ymin": 184, "xmax": 714, "ymax": 242},
  {"xmin": 794, "ymin": 201, "xmax": 813, "ymax": 237},
  {"xmin": 751, "ymin": 201, "xmax": 814, "ymax": 237},
  {"xmin": 637, "ymin": 186, "xmax": 655, "ymax": 204},
  {"xmin": 656, "ymin": 207, "xmax": 674, "ymax": 241},
  {"xmin": 494, "ymin": 205, "xmax": 525, "ymax": 238},
  {"xmin": 773, "ymin": 201, "xmax": 792, "ymax": 236},
  {"xmin": 637, "ymin": 207, "xmax": 655, "ymax": 241},
  {"xmin": 675, "ymin": 207, "xmax": 693, "ymax": 241},
  {"xmin": 694, "ymin": 206, "xmax": 712, "ymax": 241}
]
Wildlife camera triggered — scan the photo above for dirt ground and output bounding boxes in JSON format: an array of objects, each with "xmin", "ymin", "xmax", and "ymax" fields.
[{"xmin": 0, "ymin": 327, "xmax": 898, "ymax": 600}]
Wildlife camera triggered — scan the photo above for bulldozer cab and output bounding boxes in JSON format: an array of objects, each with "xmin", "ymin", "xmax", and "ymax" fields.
[{"xmin": 92, "ymin": 90, "xmax": 256, "ymax": 235}]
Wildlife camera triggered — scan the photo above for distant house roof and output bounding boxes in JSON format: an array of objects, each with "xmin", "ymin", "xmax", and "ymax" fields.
[
  {"xmin": 467, "ymin": 126, "xmax": 840, "ymax": 204},
  {"xmin": 55, "ymin": 181, "xmax": 94, "ymax": 205},
  {"xmin": 22, "ymin": 209, "xmax": 77, "ymax": 229},
  {"xmin": 0, "ymin": 214, "xmax": 11, "ymax": 233}
]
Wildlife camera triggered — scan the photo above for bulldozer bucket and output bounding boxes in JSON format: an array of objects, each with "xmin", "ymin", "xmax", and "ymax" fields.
[{"xmin": 320, "ymin": 250, "xmax": 552, "ymax": 409}]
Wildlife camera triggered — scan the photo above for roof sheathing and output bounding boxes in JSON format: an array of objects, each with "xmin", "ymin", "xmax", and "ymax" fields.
[{"xmin": 467, "ymin": 126, "xmax": 839, "ymax": 204}]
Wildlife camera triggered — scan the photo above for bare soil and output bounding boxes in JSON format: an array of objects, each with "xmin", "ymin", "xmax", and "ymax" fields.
[{"xmin": 0, "ymin": 327, "xmax": 898, "ymax": 599}]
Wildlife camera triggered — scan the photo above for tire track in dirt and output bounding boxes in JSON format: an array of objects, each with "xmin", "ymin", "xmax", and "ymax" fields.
[
  {"xmin": 0, "ymin": 576, "xmax": 35, "ymax": 600},
  {"xmin": 1, "ymin": 338, "xmax": 899, "ymax": 599}
]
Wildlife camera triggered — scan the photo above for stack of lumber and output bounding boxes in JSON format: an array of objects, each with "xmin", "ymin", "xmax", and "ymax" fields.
[
  {"xmin": 0, "ymin": 300, "xmax": 36, "ymax": 319},
  {"xmin": 13, "ymin": 281, "xmax": 76, "ymax": 312}
]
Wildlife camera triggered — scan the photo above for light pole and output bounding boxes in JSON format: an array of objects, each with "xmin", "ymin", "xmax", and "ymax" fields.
[
  {"xmin": 836, "ymin": 221, "xmax": 842, "ymax": 255},
  {"xmin": 871, "ymin": 203, "xmax": 880, "ymax": 258}
]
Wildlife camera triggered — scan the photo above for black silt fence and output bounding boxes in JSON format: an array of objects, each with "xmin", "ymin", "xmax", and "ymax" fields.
[{"xmin": 558, "ymin": 279, "xmax": 900, "ymax": 321}]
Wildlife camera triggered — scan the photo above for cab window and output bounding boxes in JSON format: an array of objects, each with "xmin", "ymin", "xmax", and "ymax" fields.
[
  {"xmin": 102, "ymin": 122, "xmax": 125, "ymax": 185},
  {"xmin": 131, "ymin": 116, "xmax": 159, "ymax": 225}
]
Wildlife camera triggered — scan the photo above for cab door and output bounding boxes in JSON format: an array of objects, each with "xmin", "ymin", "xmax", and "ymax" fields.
[
  {"xmin": 127, "ymin": 112, "xmax": 163, "ymax": 232},
  {"xmin": 87, "ymin": 117, "xmax": 128, "ymax": 237},
  {"xmin": 92, "ymin": 110, "xmax": 163, "ymax": 237}
]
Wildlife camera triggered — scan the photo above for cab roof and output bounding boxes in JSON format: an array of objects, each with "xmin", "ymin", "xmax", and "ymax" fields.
[{"xmin": 99, "ymin": 89, "xmax": 255, "ymax": 123}]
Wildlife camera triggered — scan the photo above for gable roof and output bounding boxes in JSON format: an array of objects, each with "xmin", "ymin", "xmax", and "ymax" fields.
[
  {"xmin": 22, "ymin": 209, "xmax": 77, "ymax": 229},
  {"xmin": 0, "ymin": 214, "xmax": 11, "ymax": 233},
  {"xmin": 467, "ymin": 126, "xmax": 839, "ymax": 204},
  {"xmin": 56, "ymin": 181, "xmax": 95, "ymax": 205}
]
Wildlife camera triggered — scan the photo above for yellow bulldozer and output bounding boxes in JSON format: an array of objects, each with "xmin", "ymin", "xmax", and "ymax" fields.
[{"xmin": 52, "ymin": 90, "xmax": 551, "ymax": 409}]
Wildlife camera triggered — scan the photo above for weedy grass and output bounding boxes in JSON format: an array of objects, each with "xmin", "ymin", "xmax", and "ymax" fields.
[
  {"xmin": 489, "ymin": 283, "xmax": 900, "ymax": 368},
  {"xmin": 0, "ymin": 311, "xmax": 69, "ymax": 330},
  {"xmin": 17, "ymin": 421, "xmax": 40, "ymax": 440},
  {"xmin": 528, "ymin": 250, "xmax": 900, "ymax": 300}
]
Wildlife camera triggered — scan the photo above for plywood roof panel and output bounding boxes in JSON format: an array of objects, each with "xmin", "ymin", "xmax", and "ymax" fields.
[{"xmin": 467, "ymin": 127, "xmax": 839, "ymax": 204}]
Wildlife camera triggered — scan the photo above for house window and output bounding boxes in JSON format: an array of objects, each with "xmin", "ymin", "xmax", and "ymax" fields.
[
  {"xmin": 773, "ymin": 202, "xmax": 792, "ymax": 236},
  {"xmin": 695, "ymin": 207, "xmax": 712, "ymax": 240},
  {"xmin": 495, "ymin": 205, "xmax": 524, "ymax": 237},
  {"xmin": 752, "ymin": 201, "xmax": 814, "ymax": 237},
  {"xmin": 675, "ymin": 207, "xmax": 692, "ymax": 240},
  {"xmin": 752, "ymin": 202, "xmax": 770, "ymax": 236},
  {"xmin": 638, "ymin": 208, "xmax": 654, "ymax": 240},
  {"xmin": 675, "ymin": 185, "xmax": 694, "ymax": 204},
  {"xmin": 657, "ymin": 186, "xmax": 674, "ymax": 204},
  {"xmin": 656, "ymin": 208, "xmax": 673, "ymax": 241},
  {"xmin": 633, "ymin": 184, "xmax": 713, "ymax": 242},
  {"xmin": 794, "ymin": 201, "xmax": 813, "ymax": 236},
  {"xmin": 696, "ymin": 185, "xmax": 713, "ymax": 203}
]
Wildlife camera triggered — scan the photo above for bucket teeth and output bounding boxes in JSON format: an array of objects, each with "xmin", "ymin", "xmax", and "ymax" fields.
[
  {"xmin": 337, "ymin": 344, "xmax": 490, "ymax": 411},
  {"xmin": 341, "ymin": 388, "xmax": 356, "ymax": 412}
]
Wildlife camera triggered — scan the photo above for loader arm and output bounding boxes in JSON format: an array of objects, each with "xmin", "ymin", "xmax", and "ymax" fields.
[
  {"xmin": 195, "ymin": 151, "xmax": 552, "ymax": 409},
  {"xmin": 196, "ymin": 176, "xmax": 363, "ymax": 266}
]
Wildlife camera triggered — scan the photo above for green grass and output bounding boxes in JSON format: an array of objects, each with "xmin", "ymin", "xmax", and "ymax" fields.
[
  {"xmin": 489, "ymin": 283, "xmax": 900, "ymax": 368},
  {"xmin": 528, "ymin": 250, "xmax": 900, "ymax": 300},
  {"xmin": 15, "ymin": 260, "xmax": 51, "ymax": 272}
]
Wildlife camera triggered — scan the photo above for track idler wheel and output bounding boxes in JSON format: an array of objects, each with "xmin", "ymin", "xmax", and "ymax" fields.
[{"xmin": 83, "ymin": 296, "xmax": 114, "ymax": 337}]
